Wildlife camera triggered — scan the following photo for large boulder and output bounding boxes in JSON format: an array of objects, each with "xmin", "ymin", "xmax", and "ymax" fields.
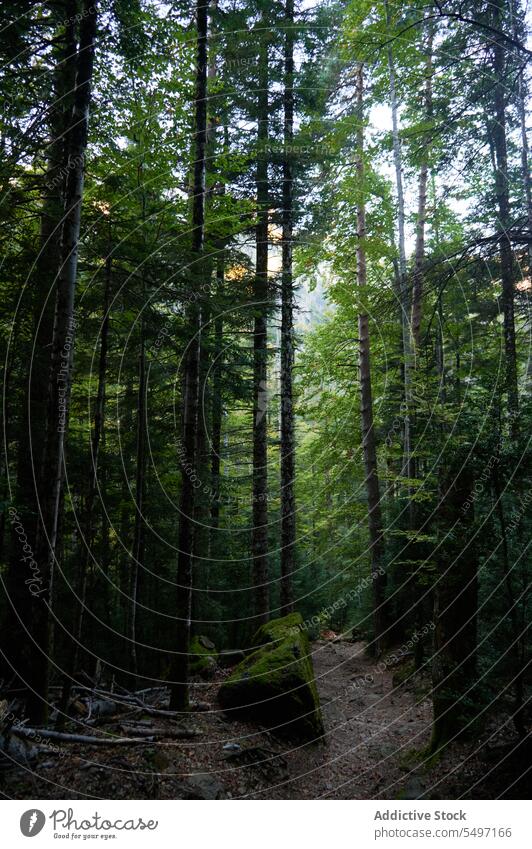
[
  {"xmin": 218, "ymin": 613, "xmax": 324, "ymax": 741},
  {"xmin": 189, "ymin": 635, "xmax": 218, "ymax": 679},
  {"xmin": 251, "ymin": 611, "xmax": 303, "ymax": 648}
]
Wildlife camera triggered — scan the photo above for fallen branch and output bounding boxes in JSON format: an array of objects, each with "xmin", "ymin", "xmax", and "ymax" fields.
[
  {"xmin": 13, "ymin": 727, "xmax": 153, "ymax": 746},
  {"xmin": 190, "ymin": 701, "xmax": 210, "ymax": 712},
  {"xmin": 74, "ymin": 685, "xmax": 142, "ymax": 706},
  {"xmin": 68, "ymin": 686, "xmax": 205, "ymax": 717},
  {"xmin": 118, "ymin": 725, "xmax": 201, "ymax": 739},
  {"xmin": 127, "ymin": 705, "xmax": 202, "ymax": 719},
  {"xmin": 83, "ymin": 708, "xmax": 140, "ymax": 727}
]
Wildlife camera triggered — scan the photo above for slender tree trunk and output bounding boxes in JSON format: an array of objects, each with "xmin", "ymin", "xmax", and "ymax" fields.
[
  {"xmin": 0, "ymin": 308, "xmax": 19, "ymax": 561},
  {"xmin": 191, "ymin": 310, "xmax": 211, "ymax": 625},
  {"xmin": 203, "ymin": 38, "xmax": 224, "ymax": 586},
  {"xmin": 516, "ymin": 73, "xmax": 532, "ymax": 272},
  {"xmin": 410, "ymin": 14, "xmax": 435, "ymax": 666},
  {"xmin": 170, "ymin": 0, "xmax": 208, "ymax": 711},
  {"xmin": 209, "ymin": 254, "xmax": 224, "ymax": 570},
  {"xmin": 510, "ymin": 0, "xmax": 532, "ymax": 272},
  {"xmin": 411, "ymin": 18, "xmax": 434, "ymax": 353},
  {"xmin": 1, "ymin": 1, "xmax": 78, "ymax": 700},
  {"xmin": 251, "ymin": 21, "xmax": 270, "ymax": 626},
  {"xmin": 280, "ymin": 0, "xmax": 295, "ymax": 614},
  {"xmin": 27, "ymin": 1, "xmax": 97, "ymax": 724},
  {"xmin": 384, "ymin": 0, "xmax": 413, "ymax": 487},
  {"xmin": 385, "ymin": 0, "xmax": 407, "ymax": 284},
  {"xmin": 192, "ymin": 35, "xmax": 219, "ymax": 617},
  {"xmin": 57, "ymin": 247, "xmax": 112, "ymax": 727},
  {"xmin": 129, "ymin": 150, "xmax": 150, "ymax": 683},
  {"xmin": 130, "ymin": 314, "xmax": 147, "ymax": 682},
  {"xmin": 355, "ymin": 65, "xmax": 387, "ymax": 655},
  {"xmin": 491, "ymin": 0, "xmax": 519, "ymax": 432},
  {"xmin": 120, "ymin": 379, "xmax": 134, "ymax": 631},
  {"xmin": 411, "ymin": 163, "xmax": 428, "ymax": 354}
]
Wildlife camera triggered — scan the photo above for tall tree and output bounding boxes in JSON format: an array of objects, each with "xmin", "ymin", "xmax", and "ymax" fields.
[
  {"xmin": 355, "ymin": 64, "xmax": 387, "ymax": 654},
  {"xmin": 490, "ymin": 0, "xmax": 519, "ymax": 431},
  {"xmin": 384, "ymin": 0, "xmax": 414, "ymax": 499},
  {"xmin": 170, "ymin": 0, "xmax": 209, "ymax": 711},
  {"xmin": 251, "ymin": 14, "xmax": 271, "ymax": 625},
  {"xmin": 279, "ymin": 0, "xmax": 296, "ymax": 614},
  {"xmin": 411, "ymin": 16, "xmax": 434, "ymax": 352},
  {"xmin": 57, "ymin": 236, "xmax": 112, "ymax": 727},
  {"xmin": 28, "ymin": 0, "xmax": 98, "ymax": 723},
  {"xmin": 1, "ymin": 0, "xmax": 78, "ymax": 705}
]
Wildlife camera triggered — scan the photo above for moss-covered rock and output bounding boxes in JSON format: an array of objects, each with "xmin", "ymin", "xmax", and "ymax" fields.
[
  {"xmin": 189, "ymin": 635, "xmax": 218, "ymax": 679},
  {"xmin": 251, "ymin": 612, "xmax": 304, "ymax": 648},
  {"xmin": 218, "ymin": 614, "xmax": 324, "ymax": 740}
]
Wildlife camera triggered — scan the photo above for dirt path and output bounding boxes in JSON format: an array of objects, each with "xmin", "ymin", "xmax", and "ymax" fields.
[{"xmin": 257, "ymin": 639, "xmax": 432, "ymax": 799}]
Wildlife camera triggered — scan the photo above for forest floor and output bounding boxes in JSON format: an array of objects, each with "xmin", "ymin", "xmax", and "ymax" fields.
[{"xmin": 1, "ymin": 639, "xmax": 529, "ymax": 799}]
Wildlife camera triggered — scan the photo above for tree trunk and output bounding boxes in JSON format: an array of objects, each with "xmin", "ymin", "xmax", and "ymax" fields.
[
  {"xmin": 191, "ymin": 44, "xmax": 219, "ymax": 614},
  {"xmin": 411, "ymin": 18, "xmax": 434, "ymax": 352},
  {"xmin": 120, "ymin": 378, "xmax": 134, "ymax": 633},
  {"xmin": 251, "ymin": 20, "xmax": 270, "ymax": 626},
  {"xmin": 355, "ymin": 65, "xmax": 387, "ymax": 655},
  {"xmin": 510, "ymin": 0, "xmax": 532, "ymax": 272},
  {"xmin": 170, "ymin": 0, "xmax": 208, "ymax": 711},
  {"xmin": 491, "ymin": 0, "xmax": 519, "ymax": 431},
  {"xmin": 130, "ymin": 314, "xmax": 147, "ymax": 682},
  {"xmin": 280, "ymin": 0, "xmax": 295, "ymax": 614},
  {"xmin": 57, "ymin": 243, "xmax": 112, "ymax": 727},
  {"xmin": 27, "ymin": 0, "xmax": 97, "ymax": 725},
  {"xmin": 384, "ymin": 0, "xmax": 413, "ymax": 488},
  {"xmin": 409, "ymin": 13, "xmax": 435, "ymax": 666},
  {"xmin": 1, "ymin": 1, "xmax": 78, "ymax": 703},
  {"xmin": 209, "ymin": 255, "xmax": 224, "ymax": 570}
]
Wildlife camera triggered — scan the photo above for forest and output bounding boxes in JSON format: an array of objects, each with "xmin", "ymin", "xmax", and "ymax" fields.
[{"xmin": 0, "ymin": 0, "xmax": 530, "ymax": 801}]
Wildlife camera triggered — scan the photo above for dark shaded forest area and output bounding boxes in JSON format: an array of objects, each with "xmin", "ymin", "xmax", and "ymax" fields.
[{"xmin": 0, "ymin": 0, "xmax": 530, "ymax": 800}]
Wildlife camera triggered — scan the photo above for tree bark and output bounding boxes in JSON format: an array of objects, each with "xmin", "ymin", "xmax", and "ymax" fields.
[
  {"xmin": 516, "ymin": 67, "xmax": 532, "ymax": 272},
  {"xmin": 384, "ymin": 0, "xmax": 413, "ymax": 489},
  {"xmin": 280, "ymin": 0, "xmax": 295, "ymax": 614},
  {"xmin": 209, "ymin": 255, "xmax": 224, "ymax": 568},
  {"xmin": 491, "ymin": 0, "xmax": 519, "ymax": 432},
  {"xmin": 1, "ymin": 0, "xmax": 78, "ymax": 705},
  {"xmin": 251, "ymin": 19, "xmax": 270, "ymax": 626},
  {"xmin": 409, "ymin": 12, "xmax": 435, "ymax": 665},
  {"xmin": 130, "ymin": 312, "xmax": 147, "ymax": 682},
  {"xmin": 27, "ymin": 0, "xmax": 98, "ymax": 725},
  {"xmin": 170, "ymin": 0, "xmax": 208, "ymax": 711},
  {"xmin": 510, "ymin": 0, "xmax": 532, "ymax": 380},
  {"xmin": 411, "ymin": 18, "xmax": 434, "ymax": 353},
  {"xmin": 57, "ymin": 242, "xmax": 112, "ymax": 728},
  {"xmin": 355, "ymin": 65, "xmax": 387, "ymax": 655}
]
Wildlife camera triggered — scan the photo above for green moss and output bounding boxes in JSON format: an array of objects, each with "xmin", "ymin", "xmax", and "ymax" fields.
[
  {"xmin": 251, "ymin": 612, "xmax": 304, "ymax": 648},
  {"xmin": 189, "ymin": 635, "xmax": 218, "ymax": 678},
  {"xmin": 218, "ymin": 614, "xmax": 323, "ymax": 740}
]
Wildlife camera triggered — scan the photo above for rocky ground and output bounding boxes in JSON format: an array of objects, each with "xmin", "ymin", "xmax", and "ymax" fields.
[{"xmin": 1, "ymin": 640, "xmax": 529, "ymax": 799}]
